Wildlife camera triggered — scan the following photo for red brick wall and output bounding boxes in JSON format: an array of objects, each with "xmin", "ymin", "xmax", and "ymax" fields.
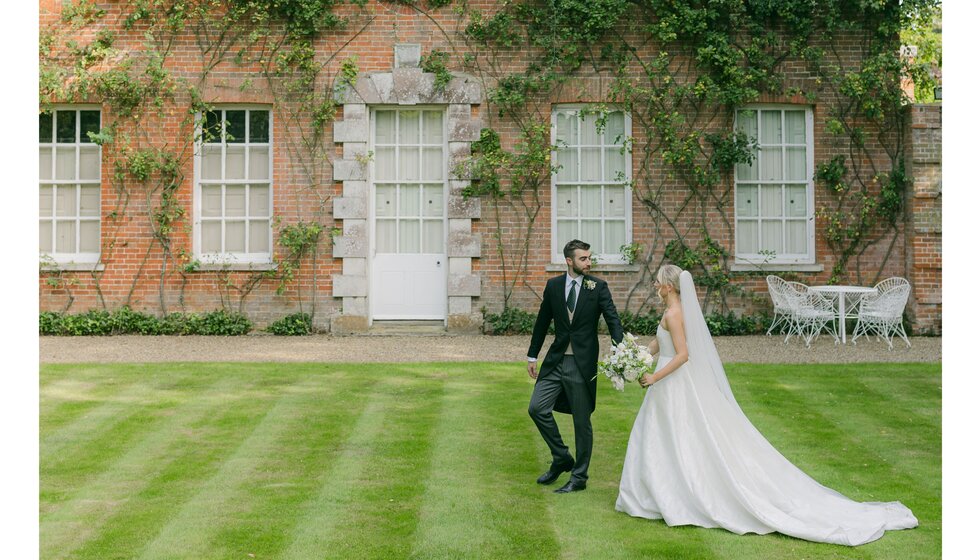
[{"xmin": 39, "ymin": 1, "xmax": 941, "ymax": 333}]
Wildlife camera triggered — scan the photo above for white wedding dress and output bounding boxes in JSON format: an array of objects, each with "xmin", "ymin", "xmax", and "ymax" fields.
[{"xmin": 615, "ymin": 272, "xmax": 918, "ymax": 546}]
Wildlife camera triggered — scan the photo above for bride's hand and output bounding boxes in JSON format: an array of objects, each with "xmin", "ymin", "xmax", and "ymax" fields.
[{"xmin": 638, "ymin": 373, "xmax": 656, "ymax": 388}]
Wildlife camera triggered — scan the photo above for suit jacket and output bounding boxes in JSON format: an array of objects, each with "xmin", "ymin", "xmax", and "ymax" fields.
[{"xmin": 527, "ymin": 274, "xmax": 624, "ymax": 414}]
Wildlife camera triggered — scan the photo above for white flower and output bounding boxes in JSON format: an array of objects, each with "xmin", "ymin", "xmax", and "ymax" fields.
[
  {"xmin": 585, "ymin": 279, "xmax": 597, "ymax": 290},
  {"xmin": 611, "ymin": 376, "xmax": 625, "ymax": 391},
  {"xmin": 643, "ymin": 354, "xmax": 654, "ymax": 366},
  {"xmin": 597, "ymin": 332, "xmax": 654, "ymax": 391}
]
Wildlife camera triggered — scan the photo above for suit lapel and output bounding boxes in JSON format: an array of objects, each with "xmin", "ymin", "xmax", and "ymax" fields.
[
  {"xmin": 569, "ymin": 276, "xmax": 592, "ymax": 328},
  {"xmin": 554, "ymin": 276, "xmax": 571, "ymax": 329}
]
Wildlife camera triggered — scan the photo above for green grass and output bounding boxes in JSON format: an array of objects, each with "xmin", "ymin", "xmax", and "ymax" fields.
[{"xmin": 40, "ymin": 362, "xmax": 941, "ymax": 559}]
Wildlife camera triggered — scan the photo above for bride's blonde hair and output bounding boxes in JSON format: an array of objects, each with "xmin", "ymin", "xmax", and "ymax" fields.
[{"xmin": 656, "ymin": 264, "xmax": 683, "ymax": 296}]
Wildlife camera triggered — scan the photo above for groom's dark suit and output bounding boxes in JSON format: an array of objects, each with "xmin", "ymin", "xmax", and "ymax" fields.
[{"xmin": 527, "ymin": 273, "xmax": 623, "ymax": 484}]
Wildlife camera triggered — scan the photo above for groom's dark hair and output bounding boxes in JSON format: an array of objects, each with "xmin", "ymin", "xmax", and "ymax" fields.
[{"xmin": 563, "ymin": 239, "xmax": 591, "ymax": 259}]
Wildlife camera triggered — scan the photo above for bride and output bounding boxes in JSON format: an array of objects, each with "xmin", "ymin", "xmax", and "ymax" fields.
[{"xmin": 615, "ymin": 265, "xmax": 918, "ymax": 546}]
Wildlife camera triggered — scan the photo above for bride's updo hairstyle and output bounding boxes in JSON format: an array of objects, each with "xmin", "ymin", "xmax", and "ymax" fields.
[{"xmin": 656, "ymin": 264, "xmax": 683, "ymax": 296}]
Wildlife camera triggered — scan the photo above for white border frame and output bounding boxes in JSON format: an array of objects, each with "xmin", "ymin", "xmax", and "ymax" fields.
[
  {"xmin": 733, "ymin": 104, "xmax": 816, "ymax": 266},
  {"xmin": 550, "ymin": 104, "xmax": 633, "ymax": 265},
  {"xmin": 193, "ymin": 105, "xmax": 274, "ymax": 265}
]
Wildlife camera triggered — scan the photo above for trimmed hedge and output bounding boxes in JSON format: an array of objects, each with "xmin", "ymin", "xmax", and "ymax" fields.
[
  {"xmin": 40, "ymin": 307, "xmax": 253, "ymax": 336},
  {"xmin": 482, "ymin": 306, "xmax": 773, "ymax": 336}
]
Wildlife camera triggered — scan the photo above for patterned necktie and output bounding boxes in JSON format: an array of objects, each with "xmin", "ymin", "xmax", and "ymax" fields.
[{"xmin": 566, "ymin": 280, "xmax": 577, "ymax": 313}]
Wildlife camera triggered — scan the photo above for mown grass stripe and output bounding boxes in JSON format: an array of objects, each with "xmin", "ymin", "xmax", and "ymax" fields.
[
  {"xmin": 135, "ymin": 379, "xmax": 323, "ymax": 559},
  {"xmin": 277, "ymin": 387, "xmax": 393, "ymax": 559},
  {"xmin": 409, "ymin": 364, "xmax": 562, "ymax": 559},
  {"xmin": 67, "ymin": 368, "xmax": 369, "ymax": 560},
  {"xmin": 299, "ymin": 366, "xmax": 444, "ymax": 558},
  {"xmin": 39, "ymin": 374, "xmax": 252, "ymax": 560}
]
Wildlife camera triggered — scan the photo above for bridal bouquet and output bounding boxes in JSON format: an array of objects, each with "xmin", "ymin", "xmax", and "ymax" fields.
[{"xmin": 598, "ymin": 333, "xmax": 654, "ymax": 391}]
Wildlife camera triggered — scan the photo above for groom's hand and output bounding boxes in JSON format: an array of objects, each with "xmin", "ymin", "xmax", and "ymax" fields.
[{"xmin": 527, "ymin": 361, "xmax": 538, "ymax": 379}]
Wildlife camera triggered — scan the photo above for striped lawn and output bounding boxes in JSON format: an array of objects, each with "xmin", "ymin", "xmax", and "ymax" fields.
[{"xmin": 40, "ymin": 362, "xmax": 940, "ymax": 560}]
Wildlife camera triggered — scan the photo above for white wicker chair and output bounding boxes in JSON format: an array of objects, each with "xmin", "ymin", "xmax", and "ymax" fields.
[
  {"xmin": 765, "ymin": 275, "xmax": 793, "ymax": 336},
  {"xmin": 852, "ymin": 277, "xmax": 912, "ymax": 349},
  {"xmin": 793, "ymin": 287, "xmax": 841, "ymax": 347}
]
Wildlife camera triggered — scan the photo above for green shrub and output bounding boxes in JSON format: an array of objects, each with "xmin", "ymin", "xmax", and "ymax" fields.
[
  {"xmin": 59, "ymin": 309, "xmax": 114, "ymax": 336},
  {"xmin": 620, "ymin": 310, "xmax": 662, "ymax": 335},
  {"xmin": 39, "ymin": 308, "xmax": 252, "ymax": 336},
  {"xmin": 483, "ymin": 306, "xmax": 539, "ymax": 335},
  {"xmin": 40, "ymin": 311, "xmax": 63, "ymax": 335},
  {"xmin": 267, "ymin": 312, "xmax": 313, "ymax": 335}
]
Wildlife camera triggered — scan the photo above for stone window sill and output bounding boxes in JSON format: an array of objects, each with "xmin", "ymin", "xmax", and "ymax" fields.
[
  {"xmin": 40, "ymin": 262, "xmax": 105, "ymax": 272},
  {"xmin": 545, "ymin": 264, "xmax": 641, "ymax": 273},
  {"xmin": 729, "ymin": 262, "xmax": 824, "ymax": 273},
  {"xmin": 194, "ymin": 262, "xmax": 279, "ymax": 272}
]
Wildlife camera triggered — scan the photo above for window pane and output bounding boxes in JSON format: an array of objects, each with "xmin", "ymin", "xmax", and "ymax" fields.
[
  {"xmin": 399, "ymin": 110, "xmax": 419, "ymax": 144},
  {"xmin": 399, "ymin": 184, "xmax": 420, "ymax": 217},
  {"xmin": 786, "ymin": 220, "xmax": 807, "ymax": 254},
  {"xmin": 56, "ymin": 220, "xmax": 76, "ymax": 252},
  {"xmin": 376, "ymin": 185, "xmax": 396, "ymax": 217},
  {"xmin": 80, "ymin": 111, "xmax": 100, "ymax": 143},
  {"xmin": 226, "ymin": 146, "xmax": 246, "ymax": 180},
  {"xmin": 202, "ymin": 185, "xmax": 222, "ymax": 217},
  {"xmin": 249, "ymin": 146, "xmax": 269, "ymax": 180},
  {"xmin": 580, "ymin": 220, "xmax": 601, "ymax": 246},
  {"xmin": 422, "ymin": 111, "xmax": 442, "ymax": 143},
  {"xmin": 40, "ymin": 148, "xmax": 52, "ymax": 180},
  {"xmin": 40, "ymin": 186, "xmax": 53, "ymax": 217},
  {"xmin": 736, "ymin": 110, "xmax": 758, "ymax": 141},
  {"xmin": 225, "ymin": 185, "xmax": 246, "ymax": 217},
  {"xmin": 736, "ymin": 157, "xmax": 757, "ymax": 181},
  {"xmin": 249, "ymin": 110, "xmax": 269, "ymax": 143},
  {"xmin": 736, "ymin": 220, "xmax": 758, "ymax": 254},
  {"xmin": 555, "ymin": 111, "xmax": 578, "ymax": 145},
  {"xmin": 736, "ymin": 185, "xmax": 757, "ymax": 217},
  {"xmin": 604, "ymin": 185, "xmax": 626, "ymax": 217},
  {"xmin": 760, "ymin": 185, "xmax": 782, "ymax": 217},
  {"xmin": 421, "ymin": 147, "xmax": 442, "ymax": 180},
  {"xmin": 39, "ymin": 220, "xmax": 52, "ymax": 252},
  {"xmin": 557, "ymin": 220, "xmax": 577, "ymax": 248},
  {"xmin": 375, "ymin": 147, "xmax": 395, "ymax": 181},
  {"xmin": 79, "ymin": 147, "xmax": 100, "ymax": 180},
  {"xmin": 39, "ymin": 112, "xmax": 53, "ymax": 143},
  {"xmin": 201, "ymin": 145, "xmax": 222, "ymax": 180},
  {"xmin": 761, "ymin": 220, "xmax": 783, "ymax": 253},
  {"xmin": 56, "ymin": 110, "xmax": 76, "ymax": 143},
  {"xmin": 605, "ymin": 112, "xmax": 625, "ymax": 144},
  {"xmin": 399, "ymin": 220, "xmax": 420, "ymax": 253},
  {"xmin": 55, "ymin": 185, "xmax": 76, "ymax": 217},
  {"xmin": 203, "ymin": 111, "xmax": 221, "ymax": 143},
  {"xmin": 785, "ymin": 185, "xmax": 807, "ymax": 217},
  {"xmin": 604, "ymin": 220, "xmax": 626, "ymax": 254},
  {"xmin": 556, "ymin": 186, "xmax": 578, "ymax": 218},
  {"xmin": 422, "ymin": 185, "xmax": 443, "ymax": 217},
  {"xmin": 79, "ymin": 185, "xmax": 100, "ymax": 216},
  {"xmin": 375, "ymin": 111, "xmax": 395, "ymax": 143},
  {"xmin": 249, "ymin": 185, "xmax": 270, "ymax": 217},
  {"xmin": 785, "ymin": 111, "xmax": 806, "ymax": 144},
  {"xmin": 226, "ymin": 110, "xmax": 246, "ymax": 143},
  {"xmin": 201, "ymin": 220, "xmax": 221, "ymax": 252},
  {"xmin": 79, "ymin": 220, "xmax": 100, "ymax": 252},
  {"xmin": 225, "ymin": 221, "xmax": 245, "ymax": 252},
  {"xmin": 423, "ymin": 220, "xmax": 443, "ymax": 253},
  {"xmin": 581, "ymin": 148, "xmax": 601, "ymax": 182},
  {"xmin": 249, "ymin": 220, "xmax": 269, "ymax": 252},
  {"xmin": 399, "ymin": 147, "xmax": 419, "ymax": 181},
  {"xmin": 376, "ymin": 219, "xmax": 397, "ymax": 253},
  {"xmin": 785, "ymin": 147, "xmax": 806, "ymax": 181},
  {"xmin": 760, "ymin": 110, "xmax": 781, "ymax": 144},
  {"xmin": 580, "ymin": 187, "xmax": 601, "ymax": 218},
  {"xmin": 759, "ymin": 147, "xmax": 782, "ymax": 181},
  {"xmin": 604, "ymin": 148, "xmax": 625, "ymax": 182},
  {"xmin": 580, "ymin": 113, "xmax": 600, "ymax": 145},
  {"xmin": 556, "ymin": 148, "xmax": 576, "ymax": 181},
  {"xmin": 55, "ymin": 147, "xmax": 75, "ymax": 180}
]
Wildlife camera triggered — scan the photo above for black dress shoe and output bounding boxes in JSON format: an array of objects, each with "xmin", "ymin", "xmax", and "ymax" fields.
[
  {"xmin": 536, "ymin": 462, "xmax": 573, "ymax": 485},
  {"xmin": 554, "ymin": 480, "xmax": 586, "ymax": 494}
]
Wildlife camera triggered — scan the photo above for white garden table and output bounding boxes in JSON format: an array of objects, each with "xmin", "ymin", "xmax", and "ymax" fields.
[{"xmin": 810, "ymin": 285, "xmax": 876, "ymax": 343}]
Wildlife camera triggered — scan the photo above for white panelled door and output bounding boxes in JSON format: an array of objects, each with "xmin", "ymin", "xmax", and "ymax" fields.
[{"xmin": 371, "ymin": 108, "xmax": 448, "ymax": 320}]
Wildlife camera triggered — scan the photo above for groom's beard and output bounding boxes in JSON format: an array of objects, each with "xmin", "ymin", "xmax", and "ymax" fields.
[{"xmin": 572, "ymin": 262, "xmax": 590, "ymax": 276}]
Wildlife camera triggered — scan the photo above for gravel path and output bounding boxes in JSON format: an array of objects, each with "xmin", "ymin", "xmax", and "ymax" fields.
[{"xmin": 40, "ymin": 333, "xmax": 941, "ymax": 364}]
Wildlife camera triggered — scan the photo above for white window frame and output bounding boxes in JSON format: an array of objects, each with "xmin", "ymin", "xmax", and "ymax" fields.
[
  {"xmin": 39, "ymin": 105, "xmax": 102, "ymax": 266},
  {"xmin": 550, "ymin": 104, "xmax": 633, "ymax": 265},
  {"xmin": 193, "ymin": 106, "xmax": 274, "ymax": 265},
  {"xmin": 733, "ymin": 104, "xmax": 815, "ymax": 266}
]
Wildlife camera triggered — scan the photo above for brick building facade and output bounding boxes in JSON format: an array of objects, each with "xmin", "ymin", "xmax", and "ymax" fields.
[{"xmin": 39, "ymin": 1, "xmax": 942, "ymax": 334}]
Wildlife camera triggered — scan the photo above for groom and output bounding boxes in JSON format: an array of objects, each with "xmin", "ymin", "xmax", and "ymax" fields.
[{"xmin": 527, "ymin": 239, "xmax": 624, "ymax": 493}]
